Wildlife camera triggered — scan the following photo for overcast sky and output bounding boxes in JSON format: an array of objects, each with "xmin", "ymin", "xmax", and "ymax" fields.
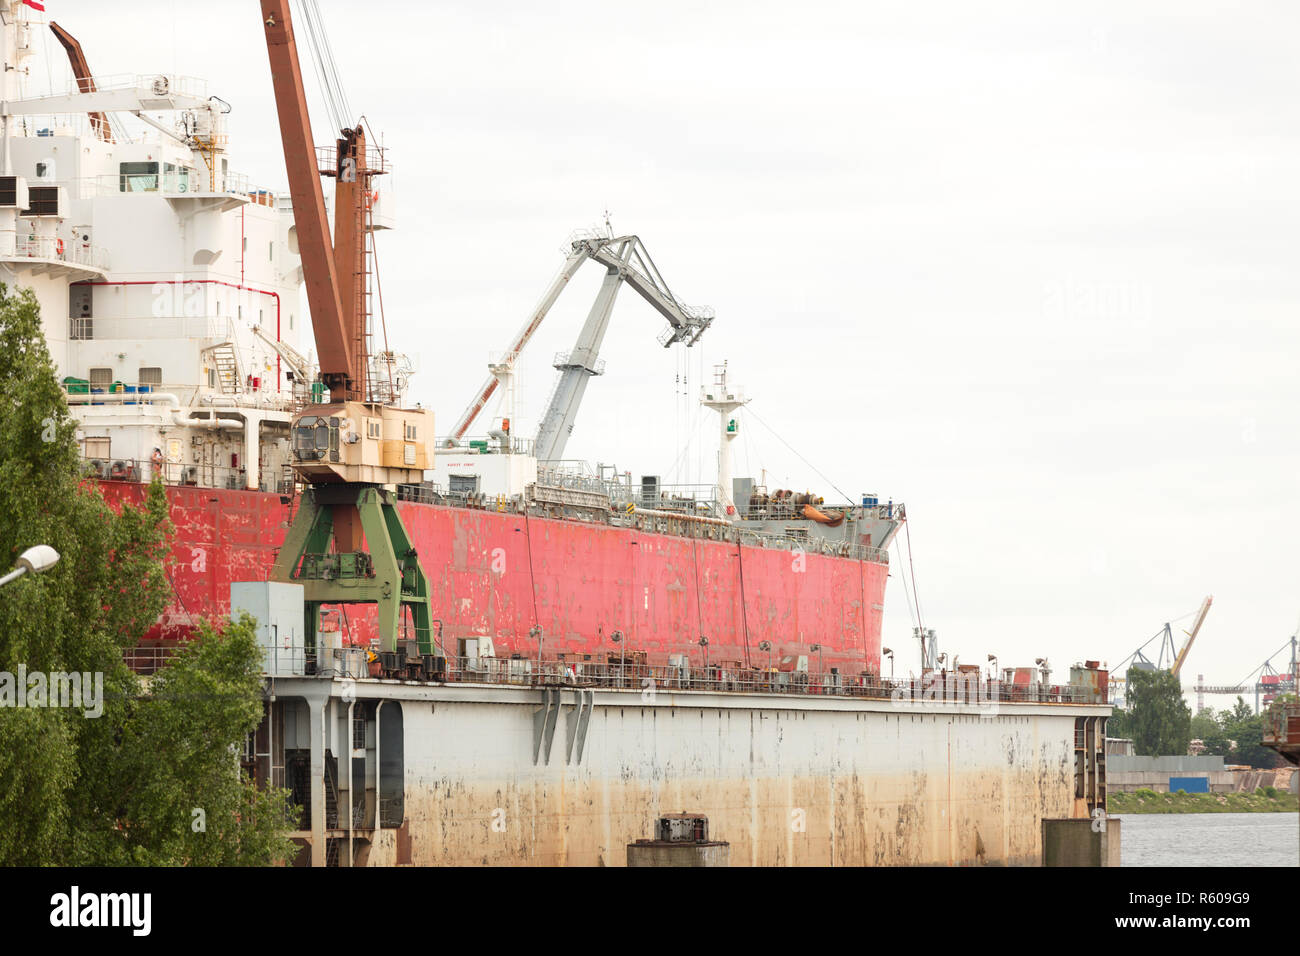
[{"xmin": 50, "ymin": 0, "xmax": 1300, "ymax": 701}]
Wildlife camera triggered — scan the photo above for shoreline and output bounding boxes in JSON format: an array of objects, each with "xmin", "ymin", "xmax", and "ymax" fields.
[{"xmin": 1109, "ymin": 789, "xmax": 1299, "ymax": 814}]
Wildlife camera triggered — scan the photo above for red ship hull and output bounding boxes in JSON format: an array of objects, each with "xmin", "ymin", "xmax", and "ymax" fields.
[{"xmin": 99, "ymin": 482, "xmax": 887, "ymax": 674}]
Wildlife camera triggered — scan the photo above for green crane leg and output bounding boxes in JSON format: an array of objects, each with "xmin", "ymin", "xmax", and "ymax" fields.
[
  {"xmin": 270, "ymin": 485, "xmax": 439, "ymax": 658},
  {"xmin": 382, "ymin": 495, "xmax": 435, "ymax": 656}
]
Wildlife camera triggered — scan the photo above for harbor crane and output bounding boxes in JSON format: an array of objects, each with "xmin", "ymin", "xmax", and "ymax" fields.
[
  {"xmin": 1170, "ymin": 595, "xmax": 1213, "ymax": 677},
  {"xmin": 261, "ymin": 0, "xmax": 438, "ymax": 661},
  {"xmin": 1194, "ymin": 621, "xmax": 1300, "ymax": 713},
  {"xmin": 1109, "ymin": 595, "xmax": 1212, "ymax": 705},
  {"xmin": 447, "ymin": 229, "xmax": 713, "ymax": 461}
]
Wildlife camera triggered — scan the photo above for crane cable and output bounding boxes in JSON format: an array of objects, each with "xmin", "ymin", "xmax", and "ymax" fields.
[
  {"xmin": 904, "ymin": 519, "xmax": 924, "ymax": 634},
  {"xmin": 294, "ymin": 0, "xmax": 352, "ymax": 134},
  {"xmin": 744, "ymin": 403, "xmax": 855, "ymax": 505}
]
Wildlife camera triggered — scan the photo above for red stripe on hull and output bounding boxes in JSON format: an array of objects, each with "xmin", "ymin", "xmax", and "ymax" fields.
[{"xmin": 97, "ymin": 483, "xmax": 886, "ymax": 674}]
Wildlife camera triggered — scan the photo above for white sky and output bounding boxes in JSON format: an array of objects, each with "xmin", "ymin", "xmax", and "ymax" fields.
[{"xmin": 47, "ymin": 0, "xmax": 1300, "ymax": 699}]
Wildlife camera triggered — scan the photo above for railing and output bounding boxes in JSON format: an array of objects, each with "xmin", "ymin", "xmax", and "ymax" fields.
[
  {"xmin": 438, "ymin": 434, "xmax": 536, "ymax": 456},
  {"xmin": 64, "ymin": 375, "xmax": 295, "ymax": 413},
  {"xmin": 5, "ymin": 236, "xmax": 108, "ymax": 270},
  {"xmin": 25, "ymin": 72, "xmax": 209, "ymax": 101},
  {"xmin": 732, "ymin": 529, "xmax": 889, "ymax": 564},
  {"xmin": 126, "ymin": 641, "xmax": 1106, "ymax": 706},
  {"xmin": 1262, "ymin": 700, "xmax": 1300, "ymax": 748},
  {"xmin": 287, "ymin": 650, "xmax": 1109, "ymax": 706},
  {"xmin": 314, "ymin": 143, "xmax": 391, "ymax": 176},
  {"xmin": 124, "ymin": 645, "xmax": 184, "ymax": 675},
  {"xmin": 81, "ymin": 315, "xmax": 234, "ymax": 342},
  {"xmin": 552, "ymin": 350, "xmax": 606, "ymax": 375},
  {"xmin": 84, "ymin": 170, "xmax": 269, "ymax": 199},
  {"xmin": 81, "ymin": 454, "xmax": 293, "ymax": 495}
]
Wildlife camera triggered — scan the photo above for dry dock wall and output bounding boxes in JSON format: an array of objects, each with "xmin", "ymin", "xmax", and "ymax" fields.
[{"xmin": 274, "ymin": 679, "xmax": 1104, "ymax": 867}]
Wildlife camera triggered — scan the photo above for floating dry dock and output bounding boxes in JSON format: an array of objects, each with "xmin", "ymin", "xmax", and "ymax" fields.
[{"xmin": 252, "ymin": 654, "xmax": 1109, "ymax": 867}]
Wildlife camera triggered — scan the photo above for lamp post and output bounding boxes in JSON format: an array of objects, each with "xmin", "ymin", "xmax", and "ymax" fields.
[
  {"xmin": 758, "ymin": 640, "xmax": 772, "ymax": 673},
  {"xmin": 987, "ymin": 653, "xmax": 998, "ymax": 681},
  {"xmin": 882, "ymin": 647, "xmax": 894, "ymax": 681},
  {"xmin": 611, "ymin": 629, "xmax": 624, "ymax": 682},
  {"xmin": 699, "ymin": 635, "xmax": 709, "ymax": 677},
  {"xmin": 0, "ymin": 545, "xmax": 59, "ymax": 588},
  {"xmin": 810, "ymin": 643, "xmax": 823, "ymax": 690}
]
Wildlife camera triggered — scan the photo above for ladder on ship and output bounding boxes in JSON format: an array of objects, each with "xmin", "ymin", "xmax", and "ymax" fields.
[{"xmin": 206, "ymin": 342, "xmax": 242, "ymax": 395}]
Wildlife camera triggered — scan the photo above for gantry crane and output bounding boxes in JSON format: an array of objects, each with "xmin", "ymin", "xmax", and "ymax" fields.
[
  {"xmin": 1109, "ymin": 595, "xmax": 1212, "ymax": 705},
  {"xmin": 447, "ymin": 229, "xmax": 713, "ymax": 461},
  {"xmin": 1194, "ymin": 617, "xmax": 1300, "ymax": 712},
  {"xmin": 260, "ymin": 0, "xmax": 438, "ymax": 662}
]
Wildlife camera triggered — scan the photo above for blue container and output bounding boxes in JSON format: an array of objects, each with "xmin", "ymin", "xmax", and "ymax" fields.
[{"xmin": 1169, "ymin": 776, "xmax": 1209, "ymax": 794}]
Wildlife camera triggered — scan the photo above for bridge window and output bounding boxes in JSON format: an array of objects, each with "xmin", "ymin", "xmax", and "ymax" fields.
[{"xmin": 119, "ymin": 161, "xmax": 159, "ymax": 192}]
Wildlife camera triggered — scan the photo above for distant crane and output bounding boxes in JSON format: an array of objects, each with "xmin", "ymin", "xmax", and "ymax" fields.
[
  {"xmin": 446, "ymin": 228, "xmax": 713, "ymax": 461},
  {"xmin": 1109, "ymin": 595, "xmax": 1212, "ymax": 706},
  {"xmin": 1194, "ymin": 625, "xmax": 1300, "ymax": 713},
  {"xmin": 1171, "ymin": 595, "xmax": 1212, "ymax": 677}
]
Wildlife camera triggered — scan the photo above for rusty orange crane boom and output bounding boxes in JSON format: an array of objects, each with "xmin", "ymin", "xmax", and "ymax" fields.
[
  {"xmin": 328, "ymin": 123, "xmax": 377, "ymax": 401},
  {"xmin": 259, "ymin": 0, "xmax": 355, "ymax": 400},
  {"xmin": 49, "ymin": 21, "xmax": 113, "ymax": 143}
]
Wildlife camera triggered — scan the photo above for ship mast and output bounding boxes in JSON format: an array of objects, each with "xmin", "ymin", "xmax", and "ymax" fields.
[{"xmin": 701, "ymin": 362, "xmax": 748, "ymax": 520}]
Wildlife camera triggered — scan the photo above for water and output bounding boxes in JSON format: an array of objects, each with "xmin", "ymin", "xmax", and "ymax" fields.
[{"xmin": 1116, "ymin": 812, "xmax": 1299, "ymax": 866}]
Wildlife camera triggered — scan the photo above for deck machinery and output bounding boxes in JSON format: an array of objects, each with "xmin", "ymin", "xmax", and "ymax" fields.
[{"xmin": 261, "ymin": 0, "xmax": 440, "ymax": 667}]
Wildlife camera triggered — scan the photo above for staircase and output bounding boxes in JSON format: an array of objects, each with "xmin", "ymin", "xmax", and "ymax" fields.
[
  {"xmin": 324, "ymin": 754, "xmax": 339, "ymax": 830},
  {"xmin": 208, "ymin": 342, "xmax": 241, "ymax": 395}
]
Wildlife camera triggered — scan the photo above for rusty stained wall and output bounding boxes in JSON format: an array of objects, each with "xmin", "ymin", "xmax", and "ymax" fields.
[
  {"xmin": 100, "ymin": 482, "xmax": 887, "ymax": 673},
  {"xmin": 364, "ymin": 699, "xmax": 1080, "ymax": 867}
]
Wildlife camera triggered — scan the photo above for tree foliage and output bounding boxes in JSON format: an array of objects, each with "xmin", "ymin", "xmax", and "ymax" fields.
[
  {"xmin": 0, "ymin": 285, "xmax": 293, "ymax": 864},
  {"xmin": 1189, "ymin": 697, "xmax": 1283, "ymax": 769},
  {"xmin": 1125, "ymin": 666, "xmax": 1191, "ymax": 757}
]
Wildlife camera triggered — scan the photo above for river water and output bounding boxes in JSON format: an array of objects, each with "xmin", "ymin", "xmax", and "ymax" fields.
[{"xmin": 1115, "ymin": 812, "xmax": 1299, "ymax": 866}]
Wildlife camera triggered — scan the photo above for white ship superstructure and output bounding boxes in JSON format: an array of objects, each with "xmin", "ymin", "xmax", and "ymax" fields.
[{"xmin": 0, "ymin": 1, "xmax": 360, "ymax": 491}]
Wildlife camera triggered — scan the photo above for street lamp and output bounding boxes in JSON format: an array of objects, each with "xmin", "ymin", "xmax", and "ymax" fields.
[
  {"xmin": 0, "ymin": 545, "xmax": 59, "ymax": 587},
  {"xmin": 611, "ymin": 629, "xmax": 624, "ymax": 670},
  {"xmin": 810, "ymin": 643, "xmax": 823, "ymax": 683},
  {"xmin": 529, "ymin": 624, "xmax": 543, "ymax": 683},
  {"xmin": 882, "ymin": 647, "xmax": 894, "ymax": 680},
  {"xmin": 987, "ymin": 653, "xmax": 998, "ymax": 680},
  {"xmin": 758, "ymin": 640, "xmax": 772, "ymax": 673},
  {"xmin": 698, "ymin": 635, "xmax": 709, "ymax": 673}
]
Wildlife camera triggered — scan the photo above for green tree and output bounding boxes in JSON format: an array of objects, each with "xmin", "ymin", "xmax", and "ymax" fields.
[
  {"xmin": 1125, "ymin": 666, "xmax": 1191, "ymax": 756},
  {"xmin": 1107, "ymin": 707, "xmax": 1132, "ymax": 741},
  {"xmin": 1221, "ymin": 697, "xmax": 1280, "ymax": 769},
  {"xmin": 70, "ymin": 616, "xmax": 296, "ymax": 865},
  {"xmin": 0, "ymin": 284, "xmax": 292, "ymax": 865},
  {"xmin": 1190, "ymin": 707, "xmax": 1232, "ymax": 756}
]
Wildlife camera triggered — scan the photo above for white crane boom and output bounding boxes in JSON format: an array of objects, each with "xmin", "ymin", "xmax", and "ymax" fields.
[
  {"xmin": 252, "ymin": 324, "xmax": 314, "ymax": 383},
  {"xmin": 533, "ymin": 234, "xmax": 711, "ymax": 461},
  {"xmin": 447, "ymin": 247, "xmax": 588, "ymax": 442},
  {"xmin": 449, "ymin": 232, "xmax": 713, "ymax": 457}
]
